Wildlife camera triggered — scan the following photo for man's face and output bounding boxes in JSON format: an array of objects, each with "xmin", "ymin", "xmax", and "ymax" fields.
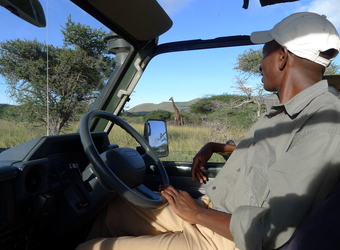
[{"xmin": 260, "ymin": 41, "xmax": 282, "ymax": 92}]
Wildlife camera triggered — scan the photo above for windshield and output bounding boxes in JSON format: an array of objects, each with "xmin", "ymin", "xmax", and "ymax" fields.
[{"xmin": 0, "ymin": 0, "xmax": 122, "ymax": 142}]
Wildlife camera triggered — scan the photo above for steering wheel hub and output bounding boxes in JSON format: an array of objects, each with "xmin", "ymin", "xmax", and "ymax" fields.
[{"xmin": 100, "ymin": 148, "xmax": 145, "ymax": 188}]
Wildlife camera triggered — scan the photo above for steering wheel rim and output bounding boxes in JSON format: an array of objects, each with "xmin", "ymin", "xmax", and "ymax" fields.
[{"xmin": 79, "ymin": 110, "xmax": 169, "ymax": 209}]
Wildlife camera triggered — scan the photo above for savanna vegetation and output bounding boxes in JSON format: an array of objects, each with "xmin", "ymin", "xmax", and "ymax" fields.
[
  {"xmin": 0, "ymin": 93, "xmax": 256, "ymax": 163},
  {"xmin": 0, "ymin": 116, "xmax": 247, "ymax": 163}
]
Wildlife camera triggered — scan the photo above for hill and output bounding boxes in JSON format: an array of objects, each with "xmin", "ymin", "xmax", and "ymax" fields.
[{"xmin": 128, "ymin": 98, "xmax": 200, "ymax": 113}]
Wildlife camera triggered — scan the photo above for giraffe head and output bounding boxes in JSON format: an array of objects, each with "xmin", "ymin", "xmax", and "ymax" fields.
[{"xmin": 169, "ymin": 97, "xmax": 173, "ymax": 101}]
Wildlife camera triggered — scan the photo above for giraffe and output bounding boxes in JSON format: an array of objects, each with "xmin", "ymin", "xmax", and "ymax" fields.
[{"xmin": 169, "ymin": 97, "xmax": 184, "ymax": 126}]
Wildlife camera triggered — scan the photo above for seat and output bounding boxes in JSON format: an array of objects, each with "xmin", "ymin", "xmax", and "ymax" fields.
[{"xmin": 278, "ymin": 181, "xmax": 340, "ymax": 250}]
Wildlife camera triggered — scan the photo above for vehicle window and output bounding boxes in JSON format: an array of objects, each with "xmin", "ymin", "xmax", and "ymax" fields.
[
  {"xmin": 123, "ymin": 45, "xmax": 263, "ymax": 162},
  {"xmin": 0, "ymin": 1, "xmax": 124, "ymax": 147}
]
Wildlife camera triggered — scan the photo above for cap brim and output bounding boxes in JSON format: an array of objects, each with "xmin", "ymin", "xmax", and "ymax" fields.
[{"xmin": 250, "ymin": 30, "xmax": 273, "ymax": 44}]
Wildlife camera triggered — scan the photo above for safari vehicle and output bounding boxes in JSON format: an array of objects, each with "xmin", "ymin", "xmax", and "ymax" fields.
[{"xmin": 1, "ymin": 0, "xmax": 340, "ymax": 249}]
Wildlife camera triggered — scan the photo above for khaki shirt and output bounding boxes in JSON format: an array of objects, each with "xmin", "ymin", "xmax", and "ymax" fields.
[{"xmin": 206, "ymin": 80, "xmax": 340, "ymax": 249}]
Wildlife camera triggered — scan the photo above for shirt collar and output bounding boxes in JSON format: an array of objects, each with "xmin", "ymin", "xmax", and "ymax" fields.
[{"xmin": 265, "ymin": 80, "xmax": 328, "ymax": 118}]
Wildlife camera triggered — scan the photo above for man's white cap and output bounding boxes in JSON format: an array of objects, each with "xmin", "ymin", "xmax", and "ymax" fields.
[{"xmin": 250, "ymin": 12, "xmax": 340, "ymax": 67}]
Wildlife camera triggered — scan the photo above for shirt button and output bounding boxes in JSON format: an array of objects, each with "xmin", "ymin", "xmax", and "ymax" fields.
[
  {"xmin": 237, "ymin": 168, "xmax": 241, "ymax": 172},
  {"xmin": 212, "ymin": 186, "xmax": 216, "ymax": 190}
]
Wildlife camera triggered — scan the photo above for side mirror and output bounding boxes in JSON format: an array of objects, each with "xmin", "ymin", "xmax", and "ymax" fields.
[
  {"xmin": 0, "ymin": 0, "xmax": 46, "ymax": 27},
  {"xmin": 144, "ymin": 119, "xmax": 169, "ymax": 158}
]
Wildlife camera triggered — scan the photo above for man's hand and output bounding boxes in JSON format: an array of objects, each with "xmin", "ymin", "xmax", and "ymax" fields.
[
  {"xmin": 192, "ymin": 142, "xmax": 236, "ymax": 184},
  {"xmin": 192, "ymin": 143, "xmax": 214, "ymax": 183},
  {"xmin": 160, "ymin": 185, "xmax": 204, "ymax": 224},
  {"xmin": 160, "ymin": 185, "xmax": 234, "ymax": 240}
]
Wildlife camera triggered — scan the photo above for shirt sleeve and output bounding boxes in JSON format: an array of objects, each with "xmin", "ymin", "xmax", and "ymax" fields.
[{"xmin": 230, "ymin": 130, "xmax": 340, "ymax": 250}]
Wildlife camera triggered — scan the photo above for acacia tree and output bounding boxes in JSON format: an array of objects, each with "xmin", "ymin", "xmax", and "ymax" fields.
[
  {"xmin": 0, "ymin": 16, "xmax": 113, "ymax": 135},
  {"xmin": 233, "ymin": 48, "xmax": 264, "ymax": 117}
]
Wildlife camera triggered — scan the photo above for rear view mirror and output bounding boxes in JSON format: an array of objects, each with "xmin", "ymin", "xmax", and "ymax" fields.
[
  {"xmin": 0, "ymin": 0, "xmax": 46, "ymax": 27},
  {"xmin": 144, "ymin": 119, "xmax": 169, "ymax": 158}
]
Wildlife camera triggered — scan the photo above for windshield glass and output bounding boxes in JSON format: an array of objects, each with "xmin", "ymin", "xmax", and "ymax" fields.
[{"xmin": 0, "ymin": 0, "xmax": 122, "ymax": 146}]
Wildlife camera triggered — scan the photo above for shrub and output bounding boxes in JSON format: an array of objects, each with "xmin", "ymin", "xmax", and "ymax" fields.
[{"xmin": 144, "ymin": 110, "xmax": 172, "ymax": 121}]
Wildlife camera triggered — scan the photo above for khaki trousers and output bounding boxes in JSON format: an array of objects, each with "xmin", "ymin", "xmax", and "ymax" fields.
[{"xmin": 76, "ymin": 196, "xmax": 238, "ymax": 250}]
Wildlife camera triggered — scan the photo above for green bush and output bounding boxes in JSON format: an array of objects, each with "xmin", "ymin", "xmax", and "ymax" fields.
[
  {"xmin": 144, "ymin": 110, "xmax": 172, "ymax": 120},
  {"xmin": 189, "ymin": 94, "xmax": 262, "ymax": 129}
]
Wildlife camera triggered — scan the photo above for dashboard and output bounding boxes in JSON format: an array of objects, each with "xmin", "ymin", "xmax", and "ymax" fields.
[{"xmin": 0, "ymin": 132, "xmax": 113, "ymax": 249}]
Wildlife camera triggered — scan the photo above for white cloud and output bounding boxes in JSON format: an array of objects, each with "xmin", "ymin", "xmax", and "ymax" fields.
[
  {"xmin": 298, "ymin": 0, "xmax": 340, "ymax": 29},
  {"xmin": 157, "ymin": 0, "xmax": 195, "ymax": 15}
]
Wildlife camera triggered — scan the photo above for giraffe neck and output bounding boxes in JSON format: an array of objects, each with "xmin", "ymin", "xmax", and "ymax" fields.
[{"xmin": 171, "ymin": 100, "xmax": 179, "ymax": 113}]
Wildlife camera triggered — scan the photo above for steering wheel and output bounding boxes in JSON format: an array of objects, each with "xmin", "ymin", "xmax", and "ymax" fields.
[{"xmin": 79, "ymin": 110, "xmax": 169, "ymax": 209}]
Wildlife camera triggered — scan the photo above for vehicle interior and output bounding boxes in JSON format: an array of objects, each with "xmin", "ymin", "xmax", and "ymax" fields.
[{"xmin": 0, "ymin": 0, "xmax": 339, "ymax": 249}]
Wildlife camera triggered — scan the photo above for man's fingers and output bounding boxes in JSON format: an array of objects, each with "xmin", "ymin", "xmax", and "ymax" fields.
[
  {"xmin": 197, "ymin": 171, "xmax": 208, "ymax": 184},
  {"xmin": 161, "ymin": 185, "xmax": 178, "ymax": 196},
  {"xmin": 161, "ymin": 186, "xmax": 181, "ymax": 205}
]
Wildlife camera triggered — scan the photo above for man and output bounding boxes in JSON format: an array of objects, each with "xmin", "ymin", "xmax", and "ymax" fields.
[{"xmin": 77, "ymin": 12, "xmax": 340, "ymax": 250}]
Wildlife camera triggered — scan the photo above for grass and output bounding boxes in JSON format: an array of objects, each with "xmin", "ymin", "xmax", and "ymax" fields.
[
  {"xmin": 0, "ymin": 119, "xmax": 248, "ymax": 163},
  {"xmin": 0, "ymin": 119, "xmax": 80, "ymax": 149},
  {"xmin": 0, "ymin": 120, "xmax": 46, "ymax": 148}
]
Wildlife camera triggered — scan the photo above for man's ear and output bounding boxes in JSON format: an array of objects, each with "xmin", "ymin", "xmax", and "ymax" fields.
[{"xmin": 278, "ymin": 46, "xmax": 289, "ymax": 70}]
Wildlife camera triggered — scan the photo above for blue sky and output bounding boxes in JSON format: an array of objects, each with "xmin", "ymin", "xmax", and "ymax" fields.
[{"xmin": 1, "ymin": 0, "xmax": 340, "ymax": 107}]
